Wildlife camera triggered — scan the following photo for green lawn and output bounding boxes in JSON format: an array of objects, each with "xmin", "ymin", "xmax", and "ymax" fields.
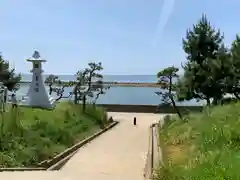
[
  {"xmin": 0, "ymin": 101, "xmax": 109, "ymax": 168},
  {"xmin": 155, "ymin": 102, "xmax": 240, "ymax": 179}
]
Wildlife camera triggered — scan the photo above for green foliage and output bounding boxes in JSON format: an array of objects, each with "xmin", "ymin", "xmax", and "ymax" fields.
[
  {"xmin": 156, "ymin": 66, "xmax": 182, "ymax": 118},
  {"xmin": 175, "ymin": 14, "xmax": 240, "ymax": 105},
  {"xmin": 155, "ymin": 103, "xmax": 240, "ymax": 179},
  {"xmin": 74, "ymin": 62, "xmax": 110, "ymax": 107},
  {"xmin": 228, "ymin": 35, "xmax": 240, "ymax": 99},
  {"xmin": 183, "ymin": 14, "xmax": 223, "ymax": 65},
  {"xmin": 45, "ymin": 74, "xmax": 72, "ymax": 100},
  {"xmin": 155, "ymin": 14, "xmax": 240, "ymax": 179},
  {"xmin": 45, "ymin": 62, "xmax": 109, "ymax": 105},
  {"xmin": 178, "ymin": 14, "xmax": 225, "ymax": 104},
  {"xmin": 0, "ymin": 102, "xmax": 108, "ymax": 167},
  {"xmin": 83, "ymin": 104, "xmax": 108, "ymax": 129},
  {"xmin": 157, "ymin": 66, "xmax": 179, "ymax": 91},
  {"xmin": 45, "ymin": 74, "xmax": 59, "ymax": 85},
  {"xmin": 0, "ymin": 54, "xmax": 21, "ymax": 91}
]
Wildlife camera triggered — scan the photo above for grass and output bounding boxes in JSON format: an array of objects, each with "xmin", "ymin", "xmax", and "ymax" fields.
[
  {"xmin": 155, "ymin": 102, "xmax": 240, "ymax": 179},
  {"xmin": 0, "ymin": 101, "xmax": 109, "ymax": 168}
]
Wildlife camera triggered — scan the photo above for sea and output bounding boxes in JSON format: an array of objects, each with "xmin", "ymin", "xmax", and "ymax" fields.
[{"xmin": 15, "ymin": 74, "xmax": 204, "ymax": 106}]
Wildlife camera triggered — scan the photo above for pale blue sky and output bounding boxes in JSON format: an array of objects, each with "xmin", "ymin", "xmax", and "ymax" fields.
[{"xmin": 0, "ymin": 0, "xmax": 239, "ymax": 75}]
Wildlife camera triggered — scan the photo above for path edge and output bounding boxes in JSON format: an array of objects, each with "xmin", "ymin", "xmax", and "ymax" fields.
[
  {"xmin": 47, "ymin": 120, "xmax": 119, "ymax": 170},
  {"xmin": 0, "ymin": 120, "xmax": 119, "ymax": 172},
  {"xmin": 143, "ymin": 121, "xmax": 164, "ymax": 180}
]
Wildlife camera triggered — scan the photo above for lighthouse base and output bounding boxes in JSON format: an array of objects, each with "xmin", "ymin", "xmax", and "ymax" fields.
[{"xmin": 20, "ymin": 95, "xmax": 57, "ymax": 110}]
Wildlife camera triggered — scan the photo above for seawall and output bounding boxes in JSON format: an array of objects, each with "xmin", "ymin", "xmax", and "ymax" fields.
[{"xmin": 97, "ymin": 104, "xmax": 203, "ymax": 114}]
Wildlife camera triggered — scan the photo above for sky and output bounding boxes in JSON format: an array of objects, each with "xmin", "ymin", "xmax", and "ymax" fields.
[{"xmin": 0, "ymin": 0, "xmax": 239, "ymax": 75}]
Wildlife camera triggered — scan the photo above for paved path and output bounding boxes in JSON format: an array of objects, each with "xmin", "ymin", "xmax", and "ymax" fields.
[
  {"xmin": 61, "ymin": 112, "xmax": 162, "ymax": 180},
  {"xmin": 0, "ymin": 113, "xmax": 164, "ymax": 180}
]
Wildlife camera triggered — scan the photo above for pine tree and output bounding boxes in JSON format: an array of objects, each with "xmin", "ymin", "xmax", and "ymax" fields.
[
  {"xmin": 0, "ymin": 54, "xmax": 21, "ymax": 91},
  {"xmin": 178, "ymin": 14, "xmax": 225, "ymax": 105}
]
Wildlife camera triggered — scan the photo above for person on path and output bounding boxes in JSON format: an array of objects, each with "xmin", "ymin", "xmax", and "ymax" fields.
[{"xmin": 11, "ymin": 93, "xmax": 17, "ymax": 108}]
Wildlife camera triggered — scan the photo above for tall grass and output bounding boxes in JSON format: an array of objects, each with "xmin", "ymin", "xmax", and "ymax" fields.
[
  {"xmin": 155, "ymin": 102, "xmax": 240, "ymax": 179},
  {"xmin": 0, "ymin": 101, "xmax": 108, "ymax": 168}
]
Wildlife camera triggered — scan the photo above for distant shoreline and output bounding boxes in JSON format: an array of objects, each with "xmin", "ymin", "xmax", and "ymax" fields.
[{"xmin": 19, "ymin": 81, "xmax": 161, "ymax": 87}]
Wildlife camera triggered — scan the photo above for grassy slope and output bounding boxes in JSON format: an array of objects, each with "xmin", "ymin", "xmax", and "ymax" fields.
[
  {"xmin": 156, "ymin": 102, "xmax": 240, "ymax": 179},
  {"xmin": 0, "ymin": 102, "xmax": 108, "ymax": 168}
]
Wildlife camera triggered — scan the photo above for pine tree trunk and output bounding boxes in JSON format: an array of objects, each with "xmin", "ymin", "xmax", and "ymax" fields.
[
  {"xmin": 170, "ymin": 97, "xmax": 182, "ymax": 119},
  {"xmin": 212, "ymin": 97, "xmax": 218, "ymax": 105},
  {"xmin": 206, "ymin": 98, "xmax": 210, "ymax": 106},
  {"xmin": 234, "ymin": 92, "xmax": 240, "ymax": 100},
  {"xmin": 82, "ymin": 95, "xmax": 86, "ymax": 113},
  {"xmin": 74, "ymin": 92, "xmax": 78, "ymax": 104}
]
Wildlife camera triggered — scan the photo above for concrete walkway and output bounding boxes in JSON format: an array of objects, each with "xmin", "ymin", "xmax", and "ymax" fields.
[{"xmin": 0, "ymin": 113, "xmax": 164, "ymax": 180}]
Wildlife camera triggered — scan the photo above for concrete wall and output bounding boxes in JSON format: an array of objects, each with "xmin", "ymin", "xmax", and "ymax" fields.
[{"xmin": 98, "ymin": 104, "xmax": 203, "ymax": 114}]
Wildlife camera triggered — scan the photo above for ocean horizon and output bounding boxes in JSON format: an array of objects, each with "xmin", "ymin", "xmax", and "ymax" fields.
[
  {"xmin": 20, "ymin": 74, "xmax": 159, "ymax": 82},
  {"xmin": 15, "ymin": 74, "xmax": 204, "ymax": 106}
]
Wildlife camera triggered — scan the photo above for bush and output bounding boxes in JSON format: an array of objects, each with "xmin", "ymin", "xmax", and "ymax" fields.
[
  {"xmin": 0, "ymin": 101, "xmax": 108, "ymax": 167},
  {"xmin": 155, "ymin": 102, "xmax": 240, "ymax": 179},
  {"xmin": 84, "ymin": 104, "xmax": 108, "ymax": 128}
]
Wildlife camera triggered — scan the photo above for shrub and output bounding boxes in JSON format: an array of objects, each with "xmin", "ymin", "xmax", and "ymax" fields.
[
  {"xmin": 0, "ymin": 101, "xmax": 108, "ymax": 167},
  {"xmin": 156, "ymin": 102, "xmax": 240, "ymax": 179}
]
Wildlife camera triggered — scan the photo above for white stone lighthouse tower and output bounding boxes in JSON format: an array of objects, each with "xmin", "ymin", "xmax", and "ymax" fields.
[{"xmin": 21, "ymin": 51, "xmax": 56, "ymax": 109}]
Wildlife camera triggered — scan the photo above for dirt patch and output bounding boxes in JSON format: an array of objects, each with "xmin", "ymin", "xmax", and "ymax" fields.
[{"xmin": 165, "ymin": 145, "xmax": 188, "ymax": 164}]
